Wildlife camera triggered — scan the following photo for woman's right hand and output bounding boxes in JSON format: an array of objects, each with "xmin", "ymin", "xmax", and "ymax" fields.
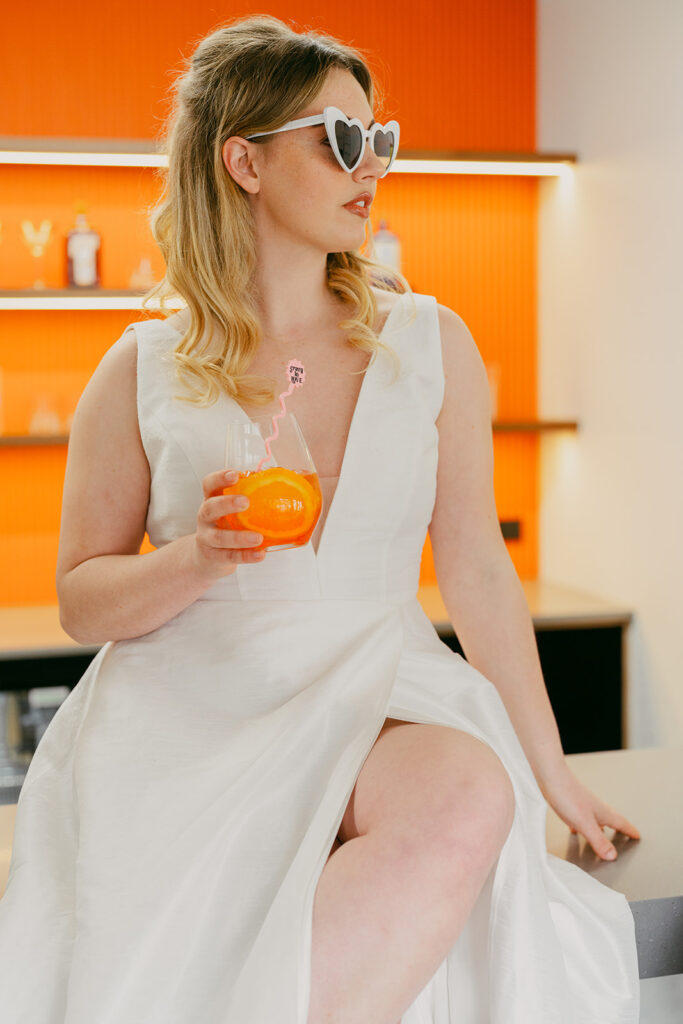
[{"xmin": 191, "ymin": 469, "xmax": 266, "ymax": 580}]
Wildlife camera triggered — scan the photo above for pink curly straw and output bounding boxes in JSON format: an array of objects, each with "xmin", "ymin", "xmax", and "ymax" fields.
[{"xmin": 256, "ymin": 360, "xmax": 306, "ymax": 473}]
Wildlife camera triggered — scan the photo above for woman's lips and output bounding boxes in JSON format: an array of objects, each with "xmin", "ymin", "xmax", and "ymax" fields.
[{"xmin": 343, "ymin": 201, "xmax": 370, "ymax": 219}]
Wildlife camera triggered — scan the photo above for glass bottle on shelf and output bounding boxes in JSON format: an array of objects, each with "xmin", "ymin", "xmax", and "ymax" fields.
[
  {"xmin": 28, "ymin": 396, "xmax": 62, "ymax": 435},
  {"xmin": 66, "ymin": 204, "xmax": 101, "ymax": 288},
  {"xmin": 128, "ymin": 256, "xmax": 155, "ymax": 291},
  {"xmin": 372, "ymin": 219, "xmax": 402, "ymax": 273}
]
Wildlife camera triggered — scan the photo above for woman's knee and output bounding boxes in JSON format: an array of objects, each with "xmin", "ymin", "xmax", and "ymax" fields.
[
  {"xmin": 338, "ymin": 723, "xmax": 515, "ymax": 858},
  {"xmin": 392, "ymin": 729, "xmax": 516, "ymax": 863},
  {"xmin": 436, "ymin": 741, "xmax": 516, "ymax": 860}
]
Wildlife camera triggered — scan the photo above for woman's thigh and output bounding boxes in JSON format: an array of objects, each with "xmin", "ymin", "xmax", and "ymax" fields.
[{"xmin": 336, "ymin": 717, "xmax": 515, "ymax": 856}]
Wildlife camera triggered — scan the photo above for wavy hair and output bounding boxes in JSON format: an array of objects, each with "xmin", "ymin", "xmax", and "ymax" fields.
[{"xmin": 141, "ymin": 13, "xmax": 415, "ymax": 406}]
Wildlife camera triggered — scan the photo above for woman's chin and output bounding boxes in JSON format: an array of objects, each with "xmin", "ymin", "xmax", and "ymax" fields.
[{"xmin": 327, "ymin": 219, "xmax": 368, "ymax": 249}]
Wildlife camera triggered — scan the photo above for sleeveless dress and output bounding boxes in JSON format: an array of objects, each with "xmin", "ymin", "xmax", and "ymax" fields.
[{"xmin": 0, "ymin": 291, "xmax": 640, "ymax": 1024}]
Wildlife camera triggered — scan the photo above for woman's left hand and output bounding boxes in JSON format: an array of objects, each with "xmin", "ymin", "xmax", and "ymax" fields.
[{"xmin": 538, "ymin": 766, "xmax": 641, "ymax": 861}]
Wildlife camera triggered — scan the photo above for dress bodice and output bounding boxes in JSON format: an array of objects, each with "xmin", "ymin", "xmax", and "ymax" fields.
[{"xmin": 127, "ymin": 290, "xmax": 444, "ymax": 602}]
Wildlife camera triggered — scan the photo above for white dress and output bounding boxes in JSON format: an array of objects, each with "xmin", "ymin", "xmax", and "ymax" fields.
[{"xmin": 0, "ymin": 291, "xmax": 640, "ymax": 1024}]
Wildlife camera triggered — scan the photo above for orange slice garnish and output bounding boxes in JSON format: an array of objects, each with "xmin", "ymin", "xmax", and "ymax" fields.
[{"xmin": 233, "ymin": 467, "xmax": 319, "ymax": 539}]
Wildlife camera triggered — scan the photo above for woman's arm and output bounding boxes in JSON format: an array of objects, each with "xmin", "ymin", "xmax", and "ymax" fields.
[
  {"xmin": 429, "ymin": 305, "xmax": 566, "ymax": 788},
  {"xmin": 428, "ymin": 306, "xmax": 640, "ymax": 859},
  {"xmin": 56, "ymin": 329, "xmax": 265, "ymax": 644}
]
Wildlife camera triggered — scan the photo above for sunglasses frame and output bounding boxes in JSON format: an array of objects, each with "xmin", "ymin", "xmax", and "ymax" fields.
[{"xmin": 244, "ymin": 105, "xmax": 400, "ymax": 178}]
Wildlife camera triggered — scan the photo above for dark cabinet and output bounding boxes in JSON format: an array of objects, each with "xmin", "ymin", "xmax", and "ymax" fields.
[{"xmin": 436, "ymin": 622, "xmax": 625, "ymax": 754}]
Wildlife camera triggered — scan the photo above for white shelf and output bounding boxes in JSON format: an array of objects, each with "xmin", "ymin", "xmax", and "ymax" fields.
[
  {"xmin": 0, "ymin": 136, "xmax": 577, "ymax": 176},
  {"xmin": 0, "ymin": 289, "xmax": 184, "ymax": 311}
]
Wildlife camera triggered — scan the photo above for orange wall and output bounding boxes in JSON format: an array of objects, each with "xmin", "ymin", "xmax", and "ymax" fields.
[{"xmin": 0, "ymin": 0, "xmax": 538, "ymax": 604}]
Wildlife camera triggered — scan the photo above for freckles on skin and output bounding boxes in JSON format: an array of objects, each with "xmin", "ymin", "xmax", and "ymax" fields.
[{"xmin": 267, "ymin": 143, "xmax": 345, "ymax": 219}]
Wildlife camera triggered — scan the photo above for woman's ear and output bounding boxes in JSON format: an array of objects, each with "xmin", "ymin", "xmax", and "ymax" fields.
[{"xmin": 221, "ymin": 137, "xmax": 261, "ymax": 194}]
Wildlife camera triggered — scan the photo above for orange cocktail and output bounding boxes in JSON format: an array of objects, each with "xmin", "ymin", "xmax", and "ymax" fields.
[{"xmin": 217, "ymin": 466, "xmax": 323, "ymax": 551}]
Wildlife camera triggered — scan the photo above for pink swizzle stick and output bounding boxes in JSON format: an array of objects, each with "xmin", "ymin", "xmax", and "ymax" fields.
[{"xmin": 256, "ymin": 360, "xmax": 306, "ymax": 473}]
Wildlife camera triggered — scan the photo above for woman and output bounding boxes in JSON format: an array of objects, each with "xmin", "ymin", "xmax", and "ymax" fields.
[{"xmin": 0, "ymin": 14, "xmax": 640, "ymax": 1024}]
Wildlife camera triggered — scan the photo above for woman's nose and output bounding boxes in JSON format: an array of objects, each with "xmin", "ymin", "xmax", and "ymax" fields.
[{"xmin": 355, "ymin": 144, "xmax": 385, "ymax": 179}]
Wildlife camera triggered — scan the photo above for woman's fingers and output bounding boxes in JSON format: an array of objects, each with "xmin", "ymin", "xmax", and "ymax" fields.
[
  {"xmin": 584, "ymin": 819, "xmax": 619, "ymax": 860},
  {"xmin": 543, "ymin": 770, "xmax": 640, "ymax": 860},
  {"xmin": 203, "ymin": 468, "xmax": 238, "ymax": 498},
  {"xmin": 193, "ymin": 468, "xmax": 266, "ymax": 577},
  {"xmin": 598, "ymin": 805, "xmax": 641, "ymax": 840},
  {"xmin": 583, "ymin": 807, "xmax": 641, "ymax": 860},
  {"xmin": 201, "ymin": 491, "xmax": 249, "ymax": 522}
]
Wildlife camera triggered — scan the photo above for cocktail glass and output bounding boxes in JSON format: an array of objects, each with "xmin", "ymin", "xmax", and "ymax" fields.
[{"xmin": 217, "ymin": 412, "xmax": 323, "ymax": 552}]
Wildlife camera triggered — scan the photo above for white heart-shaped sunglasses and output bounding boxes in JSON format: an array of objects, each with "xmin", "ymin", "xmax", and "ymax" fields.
[{"xmin": 245, "ymin": 105, "xmax": 400, "ymax": 178}]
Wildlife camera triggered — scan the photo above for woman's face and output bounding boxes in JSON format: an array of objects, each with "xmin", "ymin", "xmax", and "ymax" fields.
[{"xmin": 224, "ymin": 67, "xmax": 387, "ymax": 255}]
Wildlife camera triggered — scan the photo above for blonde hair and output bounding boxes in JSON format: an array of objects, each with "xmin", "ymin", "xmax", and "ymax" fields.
[{"xmin": 142, "ymin": 13, "xmax": 415, "ymax": 407}]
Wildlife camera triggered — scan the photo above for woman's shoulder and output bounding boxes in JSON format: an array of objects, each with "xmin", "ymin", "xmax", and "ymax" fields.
[
  {"xmin": 96, "ymin": 324, "xmax": 139, "ymax": 378},
  {"xmin": 370, "ymin": 285, "xmax": 443, "ymax": 316},
  {"xmin": 430, "ymin": 303, "xmax": 487, "ymax": 423},
  {"xmin": 369, "ymin": 284, "xmax": 434, "ymax": 332},
  {"xmin": 91, "ymin": 313, "xmax": 180, "ymax": 397},
  {"xmin": 154, "ymin": 308, "xmax": 190, "ymax": 337},
  {"xmin": 370, "ymin": 283, "xmax": 419, "ymax": 309},
  {"xmin": 431, "ymin": 301, "xmax": 477, "ymax": 355}
]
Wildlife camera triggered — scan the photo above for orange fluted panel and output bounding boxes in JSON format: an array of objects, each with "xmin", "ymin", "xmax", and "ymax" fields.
[{"xmin": 0, "ymin": 1, "xmax": 535, "ymax": 148}]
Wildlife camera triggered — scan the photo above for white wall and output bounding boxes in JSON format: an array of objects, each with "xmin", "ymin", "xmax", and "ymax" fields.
[{"xmin": 537, "ymin": 0, "xmax": 683, "ymax": 747}]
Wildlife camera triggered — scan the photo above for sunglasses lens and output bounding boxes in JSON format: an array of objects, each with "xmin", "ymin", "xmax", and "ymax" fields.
[
  {"xmin": 334, "ymin": 121, "xmax": 364, "ymax": 169},
  {"xmin": 331, "ymin": 118, "xmax": 398, "ymax": 172},
  {"xmin": 372, "ymin": 129, "xmax": 397, "ymax": 169}
]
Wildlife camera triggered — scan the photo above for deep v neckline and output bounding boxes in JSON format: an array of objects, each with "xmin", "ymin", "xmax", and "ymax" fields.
[{"xmin": 225, "ymin": 292, "xmax": 405, "ymax": 561}]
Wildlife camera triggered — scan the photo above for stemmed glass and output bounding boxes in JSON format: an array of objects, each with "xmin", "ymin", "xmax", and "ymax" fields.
[
  {"xmin": 20, "ymin": 220, "xmax": 53, "ymax": 289},
  {"xmin": 217, "ymin": 412, "xmax": 323, "ymax": 552}
]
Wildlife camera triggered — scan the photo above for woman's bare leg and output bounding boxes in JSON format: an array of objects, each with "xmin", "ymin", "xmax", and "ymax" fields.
[{"xmin": 306, "ymin": 724, "xmax": 515, "ymax": 1024}]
